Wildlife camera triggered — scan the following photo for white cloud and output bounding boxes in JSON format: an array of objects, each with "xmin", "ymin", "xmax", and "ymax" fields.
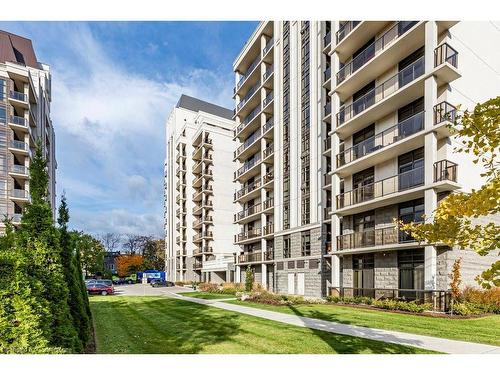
[{"xmin": 41, "ymin": 23, "xmax": 234, "ymax": 236}]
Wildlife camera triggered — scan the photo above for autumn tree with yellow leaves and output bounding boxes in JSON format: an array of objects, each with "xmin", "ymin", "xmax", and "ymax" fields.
[{"xmin": 400, "ymin": 96, "xmax": 500, "ymax": 288}]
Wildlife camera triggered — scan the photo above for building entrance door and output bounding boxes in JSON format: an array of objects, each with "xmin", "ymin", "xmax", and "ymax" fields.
[{"xmin": 287, "ymin": 273, "xmax": 295, "ymax": 294}]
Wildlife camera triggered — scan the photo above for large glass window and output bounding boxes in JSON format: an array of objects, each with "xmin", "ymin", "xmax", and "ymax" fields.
[
  {"xmin": 352, "ymin": 254, "xmax": 374, "ymax": 297},
  {"xmin": 0, "ymin": 107, "xmax": 5, "ymax": 123},
  {"xmin": 301, "ymin": 231, "xmax": 311, "ymax": 257},
  {"xmin": 283, "ymin": 236, "xmax": 291, "ymax": 258},
  {"xmin": 398, "ymin": 147, "xmax": 424, "ymax": 190},
  {"xmin": 399, "ymin": 198, "xmax": 424, "ymax": 242},
  {"xmin": 0, "ymin": 79, "xmax": 5, "ymax": 101},
  {"xmin": 398, "ymin": 249, "xmax": 424, "ymax": 300}
]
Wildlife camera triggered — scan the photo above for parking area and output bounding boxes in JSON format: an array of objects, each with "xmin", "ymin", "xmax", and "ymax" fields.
[{"xmin": 112, "ymin": 283, "xmax": 193, "ymax": 296}]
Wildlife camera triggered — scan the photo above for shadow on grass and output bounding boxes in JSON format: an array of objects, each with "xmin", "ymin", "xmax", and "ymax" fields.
[
  {"xmin": 285, "ymin": 303, "xmax": 434, "ymax": 354},
  {"xmin": 90, "ymin": 296, "xmax": 242, "ymax": 354}
]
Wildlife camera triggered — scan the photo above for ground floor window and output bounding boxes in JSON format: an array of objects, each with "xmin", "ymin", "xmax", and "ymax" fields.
[
  {"xmin": 398, "ymin": 249, "xmax": 424, "ymax": 300},
  {"xmin": 352, "ymin": 253, "xmax": 374, "ymax": 297}
]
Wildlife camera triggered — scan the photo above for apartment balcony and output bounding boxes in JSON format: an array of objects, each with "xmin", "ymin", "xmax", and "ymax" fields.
[
  {"xmin": 336, "ymin": 111, "xmax": 425, "ymax": 175},
  {"xmin": 433, "ymin": 101, "xmax": 457, "ymax": 138},
  {"xmin": 323, "ymin": 102, "xmax": 331, "ymax": 122},
  {"xmin": 175, "ymin": 235, "xmax": 186, "ymax": 245},
  {"xmin": 176, "ymin": 249, "xmax": 187, "ymax": 257},
  {"xmin": 9, "ymin": 213, "xmax": 22, "ymax": 225},
  {"xmin": 323, "ymin": 136, "xmax": 332, "ymax": 155},
  {"xmin": 9, "ymin": 140, "xmax": 29, "ymax": 155},
  {"xmin": 262, "ymin": 117, "xmax": 274, "ymax": 137},
  {"xmin": 263, "ymin": 65, "xmax": 274, "ymax": 86},
  {"xmin": 434, "ymin": 160, "xmax": 458, "ymax": 184},
  {"xmin": 9, "ymin": 164, "xmax": 29, "ymax": 178},
  {"xmin": 234, "ymin": 228, "xmax": 262, "ymax": 244},
  {"xmin": 176, "ymin": 207, "xmax": 186, "ymax": 217},
  {"xmin": 336, "ymin": 225, "xmax": 419, "ymax": 253},
  {"xmin": 236, "ymin": 54, "xmax": 261, "ymax": 92},
  {"xmin": 176, "ymin": 179, "xmax": 186, "ymax": 191},
  {"xmin": 336, "ymin": 167, "xmax": 425, "ymax": 214},
  {"xmin": 175, "ymin": 165, "xmax": 186, "ymax": 176},
  {"xmin": 194, "ymin": 231, "xmax": 213, "ymax": 242},
  {"xmin": 234, "ymin": 178, "xmax": 262, "ymax": 202},
  {"xmin": 234, "ymin": 128, "xmax": 261, "ymax": 161},
  {"xmin": 323, "ymin": 66, "xmax": 331, "ymax": 90},
  {"xmin": 235, "ymin": 104, "xmax": 261, "ymax": 140},
  {"xmin": 262, "ymin": 223, "xmax": 274, "ymax": 238},
  {"xmin": 193, "ymin": 260, "xmax": 203, "ymax": 270},
  {"xmin": 193, "ymin": 245, "xmax": 213, "ymax": 255},
  {"xmin": 8, "ymin": 115, "xmax": 29, "ymax": 131},
  {"xmin": 262, "ymin": 143, "xmax": 274, "ymax": 162},
  {"xmin": 193, "ymin": 170, "xmax": 213, "ymax": 188},
  {"xmin": 193, "ymin": 215, "xmax": 213, "ymax": 229},
  {"xmin": 262, "ymin": 171, "xmax": 274, "ymax": 188},
  {"xmin": 262, "ymin": 197, "xmax": 274, "ymax": 213},
  {"xmin": 176, "ymin": 221, "xmax": 186, "ymax": 231},
  {"xmin": 234, "ymin": 204, "xmax": 262, "ymax": 224},
  {"xmin": 336, "ymin": 56, "xmax": 425, "ymax": 138},
  {"xmin": 323, "ymin": 30, "xmax": 332, "ymax": 51},
  {"xmin": 237, "ymin": 250, "xmax": 274, "ymax": 264},
  {"xmin": 323, "ymin": 207, "xmax": 332, "ymax": 221},
  {"xmin": 433, "ymin": 43, "xmax": 461, "ymax": 86},
  {"xmin": 335, "ymin": 22, "xmax": 423, "ymax": 98},
  {"xmin": 335, "ymin": 21, "xmax": 389, "ymax": 58},
  {"xmin": 8, "ymin": 91, "xmax": 28, "ymax": 108},
  {"xmin": 176, "ymin": 152, "xmax": 186, "ymax": 163},
  {"xmin": 235, "ymin": 82, "xmax": 261, "ymax": 119},
  {"xmin": 176, "ymin": 195, "xmax": 185, "ymax": 205},
  {"xmin": 234, "ymin": 155, "xmax": 261, "ymax": 182},
  {"xmin": 262, "ymin": 37, "xmax": 274, "ymax": 61},
  {"xmin": 192, "ymin": 138, "xmax": 213, "ymax": 159},
  {"xmin": 262, "ymin": 91, "xmax": 274, "ymax": 112},
  {"xmin": 323, "ymin": 173, "xmax": 332, "ymax": 188}
]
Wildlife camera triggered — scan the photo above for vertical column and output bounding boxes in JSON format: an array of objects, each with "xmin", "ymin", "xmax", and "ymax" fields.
[
  {"xmin": 235, "ymin": 265, "xmax": 241, "ymax": 283},
  {"xmin": 424, "ymin": 21, "xmax": 438, "ymax": 290},
  {"xmin": 331, "ymin": 253, "xmax": 341, "ymax": 293}
]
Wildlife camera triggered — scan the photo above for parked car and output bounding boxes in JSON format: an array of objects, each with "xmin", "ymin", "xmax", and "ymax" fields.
[
  {"xmin": 87, "ymin": 283, "xmax": 114, "ymax": 296},
  {"xmin": 150, "ymin": 279, "xmax": 174, "ymax": 288},
  {"xmin": 86, "ymin": 279, "xmax": 113, "ymax": 287}
]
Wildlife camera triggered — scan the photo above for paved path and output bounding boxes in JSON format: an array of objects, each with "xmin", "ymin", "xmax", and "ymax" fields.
[{"xmin": 169, "ymin": 292, "xmax": 500, "ymax": 354}]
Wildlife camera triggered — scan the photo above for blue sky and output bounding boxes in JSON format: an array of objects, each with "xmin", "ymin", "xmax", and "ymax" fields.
[{"xmin": 0, "ymin": 21, "xmax": 258, "ymax": 237}]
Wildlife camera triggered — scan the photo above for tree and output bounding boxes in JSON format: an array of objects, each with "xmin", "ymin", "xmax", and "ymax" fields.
[
  {"xmin": 77, "ymin": 233, "xmax": 106, "ymax": 277},
  {"xmin": 116, "ymin": 254, "xmax": 144, "ymax": 277},
  {"xmin": 99, "ymin": 232, "xmax": 121, "ymax": 252},
  {"xmin": 142, "ymin": 238, "xmax": 165, "ymax": 270},
  {"xmin": 399, "ymin": 97, "xmax": 500, "ymax": 288},
  {"xmin": 123, "ymin": 234, "xmax": 150, "ymax": 255},
  {"xmin": 245, "ymin": 265, "xmax": 254, "ymax": 292},
  {"xmin": 449, "ymin": 258, "xmax": 462, "ymax": 315}
]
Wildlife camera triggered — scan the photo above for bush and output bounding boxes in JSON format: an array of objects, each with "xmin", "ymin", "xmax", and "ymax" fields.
[
  {"xmin": 461, "ymin": 287, "xmax": 500, "ymax": 314},
  {"xmin": 372, "ymin": 299, "xmax": 432, "ymax": 313},
  {"xmin": 245, "ymin": 266, "xmax": 254, "ymax": 292},
  {"xmin": 452, "ymin": 302, "xmax": 484, "ymax": 316},
  {"xmin": 325, "ymin": 295, "xmax": 373, "ymax": 305},
  {"xmin": 221, "ymin": 282, "xmax": 245, "ymax": 294}
]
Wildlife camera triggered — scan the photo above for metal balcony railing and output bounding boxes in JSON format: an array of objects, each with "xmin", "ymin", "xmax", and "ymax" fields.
[
  {"xmin": 263, "ymin": 91, "xmax": 273, "ymax": 108},
  {"xmin": 434, "ymin": 101, "xmax": 457, "ymax": 125},
  {"xmin": 263, "ymin": 65, "xmax": 274, "ymax": 81},
  {"xmin": 263, "ymin": 223, "xmax": 274, "ymax": 236},
  {"xmin": 236, "ymin": 105, "xmax": 261, "ymax": 135},
  {"xmin": 324, "ymin": 102, "xmax": 332, "ymax": 117},
  {"xmin": 237, "ymin": 250, "xmax": 273, "ymax": 264},
  {"xmin": 434, "ymin": 43, "xmax": 458, "ymax": 68},
  {"xmin": 337, "ymin": 166, "xmax": 424, "ymax": 209},
  {"xmin": 324, "ymin": 136, "xmax": 332, "ymax": 152},
  {"xmin": 263, "ymin": 171, "xmax": 274, "ymax": 184},
  {"xmin": 234, "ymin": 204, "xmax": 262, "ymax": 222},
  {"xmin": 236, "ymin": 83, "xmax": 260, "ymax": 112},
  {"xmin": 263, "ymin": 197, "xmax": 274, "ymax": 210},
  {"xmin": 234, "ymin": 128, "xmax": 261, "ymax": 159},
  {"xmin": 234, "ymin": 228, "xmax": 261, "ymax": 243},
  {"xmin": 234, "ymin": 179, "xmax": 261, "ymax": 201},
  {"xmin": 236, "ymin": 56, "xmax": 261, "ymax": 91},
  {"xmin": 263, "ymin": 143, "xmax": 274, "ymax": 159},
  {"xmin": 324, "ymin": 173, "xmax": 332, "ymax": 186},
  {"xmin": 324, "ymin": 31, "xmax": 332, "ymax": 47},
  {"xmin": 263, "ymin": 37, "xmax": 274, "ymax": 56},
  {"xmin": 324, "ymin": 66, "xmax": 331, "ymax": 82},
  {"xmin": 337, "ymin": 111, "xmax": 424, "ymax": 167},
  {"xmin": 262, "ymin": 117, "xmax": 274, "ymax": 134},
  {"xmin": 10, "ymin": 213, "xmax": 22, "ymax": 224},
  {"xmin": 336, "ymin": 21, "xmax": 360, "ymax": 44},
  {"xmin": 234, "ymin": 155, "xmax": 261, "ymax": 179},
  {"xmin": 337, "ymin": 56, "xmax": 425, "ymax": 126},
  {"xmin": 434, "ymin": 160, "xmax": 458, "ymax": 183},
  {"xmin": 337, "ymin": 21, "xmax": 418, "ymax": 84}
]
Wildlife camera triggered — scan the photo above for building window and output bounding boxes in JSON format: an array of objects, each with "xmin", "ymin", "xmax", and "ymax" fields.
[
  {"xmin": 276, "ymin": 262, "xmax": 284, "ymax": 271},
  {"xmin": 283, "ymin": 236, "xmax": 291, "ymax": 258},
  {"xmin": 398, "ymin": 249, "xmax": 424, "ymax": 299},
  {"xmin": 352, "ymin": 254, "xmax": 374, "ymax": 297},
  {"xmin": 309, "ymin": 259, "xmax": 319, "ymax": 269},
  {"xmin": 301, "ymin": 231, "xmax": 311, "ymax": 257}
]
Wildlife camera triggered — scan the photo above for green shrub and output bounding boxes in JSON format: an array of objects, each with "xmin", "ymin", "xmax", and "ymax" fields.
[
  {"xmin": 325, "ymin": 295, "xmax": 373, "ymax": 305},
  {"xmin": 245, "ymin": 266, "xmax": 254, "ymax": 292},
  {"xmin": 461, "ymin": 287, "xmax": 500, "ymax": 314},
  {"xmin": 452, "ymin": 302, "xmax": 484, "ymax": 316},
  {"xmin": 372, "ymin": 299, "xmax": 432, "ymax": 313},
  {"xmin": 221, "ymin": 282, "xmax": 245, "ymax": 294}
]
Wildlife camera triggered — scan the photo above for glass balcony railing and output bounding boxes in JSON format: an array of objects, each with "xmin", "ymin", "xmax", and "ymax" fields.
[
  {"xmin": 10, "ymin": 115, "xmax": 27, "ymax": 127},
  {"xmin": 10, "ymin": 140, "xmax": 28, "ymax": 151},
  {"xmin": 337, "ymin": 166, "xmax": 425, "ymax": 209},
  {"xmin": 336, "ymin": 21, "xmax": 361, "ymax": 44},
  {"xmin": 434, "ymin": 101, "xmax": 457, "ymax": 125},
  {"xmin": 9, "ymin": 91, "xmax": 27, "ymax": 102},
  {"xmin": 337, "ymin": 56, "xmax": 424, "ymax": 126},
  {"xmin": 10, "ymin": 213, "xmax": 22, "ymax": 224},
  {"xmin": 236, "ymin": 105, "xmax": 261, "ymax": 135},
  {"xmin": 236, "ymin": 56, "xmax": 261, "ymax": 91},
  {"xmin": 434, "ymin": 43, "xmax": 458, "ymax": 68},
  {"xmin": 263, "ymin": 171, "xmax": 274, "ymax": 184},
  {"xmin": 336, "ymin": 225, "xmax": 415, "ymax": 250},
  {"xmin": 324, "ymin": 66, "xmax": 331, "ymax": 82},
  {"xmin": 10, "ymin": 164, "xmax": 29, "ymax": 175},
  {"xmin": 234, "ymin": 154, "xmax": 261, "ymax": 179},
  {"xmin": 262, "ymin": 117, "xmax": 274, "ymax": 133},
  {"xmin": 234, "ymin": 179, "xmax": 261, "ymax": 201},
  {"xmin": 234, "ymin": 204, "xmax": 262, "ymax": 222},
  {"xmin": 263, "ymin": 38, "xmax": 274, "ymax": 56},
  {"xmin": 324, "ymin": 102, "xmax": 332, "ymax": 117},
  {"xmin": 263, "ymin": 91, "xmax": 273, "ymax": 107},
  {"xmin": 263, "ymin": 65, "xmax": 274, "ymax": 81},
  {"xmin": 337, "ymin": 111, "xmax": 424, "ymax": 167},
  {"xmin": 11, "ymin": 189, "xmax": 29, "ymax": 199},
  {"xmin": 323, "ymin": 31, "xmax": 332, "ymax": 47},
  {"xmin": 262, "ymin": 143, "xmax": 274, "ymax": 159},
  {"xmin": 236, "ymin": 83, "xmax": 260, "ymax": 112},
  {"xmin": 234, "ymin": 128, "xmax": 261, "ymax": 159},
  {"xmin": 235, "ymin": 228, "xmax": 262, "ymax": 243},
  {"xmin": 337, "ymin": 21, "xmax": 418, "ymax": 84}
]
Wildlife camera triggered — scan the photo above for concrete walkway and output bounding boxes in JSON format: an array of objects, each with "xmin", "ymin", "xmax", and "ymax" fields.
[{"xmin": 169, "ymin": 292, "xmax": 500, "ymax": 354}]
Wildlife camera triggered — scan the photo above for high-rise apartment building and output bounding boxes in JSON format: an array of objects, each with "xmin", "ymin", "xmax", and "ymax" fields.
[
  {"xmin": 233, "ymin": 21, "xmax": 499, "ymax": 298},
  {"xmin": 164, "ymin": 95, "xmax": 238, "ymax": 283},
  {"xmin": 0, "ymin": 30, "xmax": 56, "ymax": 232}
]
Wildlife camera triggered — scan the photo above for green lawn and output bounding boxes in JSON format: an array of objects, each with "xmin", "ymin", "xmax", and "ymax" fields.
[
  {"xmin": 178, "ymin": 291, "xmax": 236, "ymax": 300},
  {"xmin": 228, "ymin": 300, "xmax": 500, "ymax": 346},
  {"xmin": 89, "ymin": 296, "xmax": 434, "ymax": 354}
]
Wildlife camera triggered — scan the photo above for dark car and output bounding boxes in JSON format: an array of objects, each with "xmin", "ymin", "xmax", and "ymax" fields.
[
  {"xmin": 86, "ymin": 279, "xmax": 113, "ymax": 287},
  {"xmin": 87, "ymin": 283, "xmax": 114, "ymax": 296},
  {"xmin": 150, "ymin": 279, "xmax": 174, "ymax": 288}
]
